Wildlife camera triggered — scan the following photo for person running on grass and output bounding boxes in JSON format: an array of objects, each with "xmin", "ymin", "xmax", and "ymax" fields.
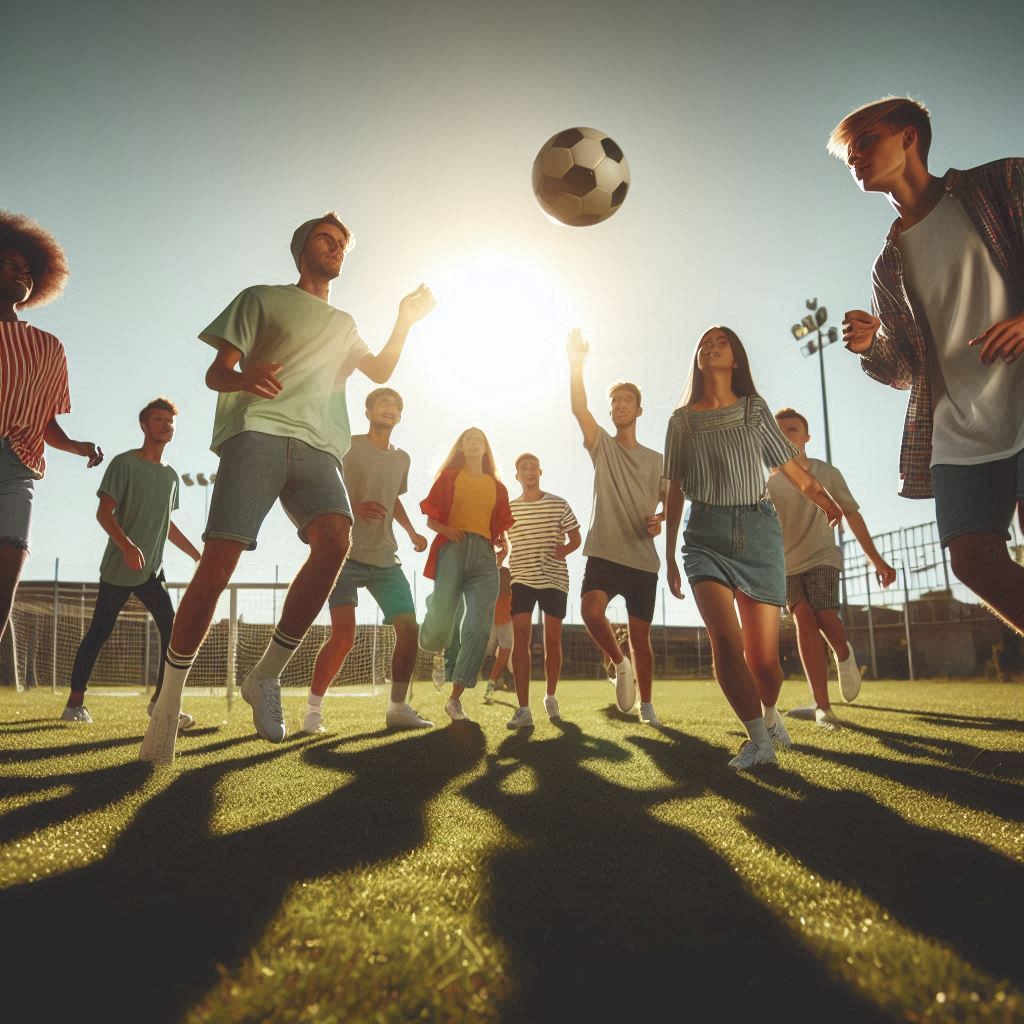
[
  {"xmin": 831, "ymin": 97, "xmax": 1024, "ymax": 635},
  {"xmin": 0, "ymin": 211, "xmax": 103, "ymax": 644},
  {"xmin": 663, "ymin": 326, "xmax": 844, "ymax": 770},
  {"xmin": 303, "ymin": 387, "xmax": 432, "ymax": 733},
  {"xmin": 767, "ymin": 407, "xmax": 896, "ymax": 727},
  {"xmin": 418, "ymin": 428, "xmax": 513, "ymax": 723},
  {"xmin": 139, "ymin": 212, "xmax": 435, "ymax": 764},
  {"xmin": 567, "ymin": 328, "xmax": 665, "ymax": 725},
  {"xmin": 504, "ymin": 452, "xmax": 581, "ymax": 727},
  {"xmin": 62, "ymin": 398, "xmax": 201, "ymax": 726}
]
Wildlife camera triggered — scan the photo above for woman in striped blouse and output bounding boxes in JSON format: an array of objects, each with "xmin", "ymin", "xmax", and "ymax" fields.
[{"xmin": 663, "ymin": 326, "xmax": 842, "ymax": 771}]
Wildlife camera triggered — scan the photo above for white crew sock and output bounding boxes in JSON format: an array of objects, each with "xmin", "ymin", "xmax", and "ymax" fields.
[
  {"xmin": 307, "ymin": 692, "xmax": 324, "ymax": 714},
  {"xmin": 249, "ymin": 625, "xmax": 304, "ymax": 681},
  {"xmin": 153, "ymin": 647, "xmax": 195, "ymax": 715},
  {"xmin": 388, "ymin": 700, "xmax": 406, "ymax": 712},
  {"xmin": 762, "ymin": 703, "xmax": 778, "ymax": 728},
  {"xmin": 742, "ymin": 716, "xmax": 771, "ymax": 746}
]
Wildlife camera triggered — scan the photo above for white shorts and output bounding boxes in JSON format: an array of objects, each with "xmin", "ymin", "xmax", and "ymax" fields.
[{"xmin": 487, "ymin": 620, "xmax": 513, "ymax": 654}]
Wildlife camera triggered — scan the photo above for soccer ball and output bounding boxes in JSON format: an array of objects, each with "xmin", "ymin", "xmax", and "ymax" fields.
[{"xmin": 532, "ymin": 127, "xmax": 630, "ymax": 227}]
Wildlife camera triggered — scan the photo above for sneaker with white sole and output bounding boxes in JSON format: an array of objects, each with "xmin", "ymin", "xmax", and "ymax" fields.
[
  {"xmin": 139, "ymin": 709, "xmax": 179, "ymax": 765},
  {"xmin": 61, "ymin": 705, "xmax": 93, "ymax": 723},
  {"xmin": 241, "ymin": 675, "xmax": 286, "ymax": 742},
  {"xmin": 445, "ymin": 698, "xmax": 470, "ymax": 722},
  {"xmin": 638, "ymin": 702, "xmax": 662, "ymax": 726},
  {"xmin": 148, "ymin": 701, "xmax": 194, "ymax": 732},
  {"xmin": 727, "ymin": 740, "xmax": 778, "ymax": 770},
  {"xmin": 815, "ymin": 707, "xmax": 842, "ymax": 729},
  {"xmin": 785, "ymin": 705, "xmax": 817, "ymax": 721},
  {"xmin": 543, "ymin": 695, "xmax": 561, "ymax": 720},
  {"xmin": 766, "ymin": 715, "xmax": 792, "ymax": 748},
  {"xmin": 506, "ymin": 706, "xmax": 534, "ymax": 730},
  {"xmin": 386, "ymin": 703, "xmax": 433, "ymax": 730},
  {"xmin": 836, "ymin": 644, "xmax": 862, "ymax": 702},
  {"xmin": 301, "ymin": 709, "xmax": 326, "ymax": 734},
  {"xmin": 614, "ymin": 659, "xmax": 637, "ymax": 713}
]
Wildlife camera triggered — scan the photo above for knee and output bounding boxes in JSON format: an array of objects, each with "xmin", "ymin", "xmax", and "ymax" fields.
[
  {"xmin": 948, "ymin": 542, "xmax": 1005, "ymax": 592},
  {"xmin": 580, "ymin": 601, "xmax": 604, "ymax": 629},
  {"xmin": 326, "ymin": 627, "xmax": 356, "ymax": 656},
  {"xmin": 392, "ymin": 616, "xmax": 419, "ymax": 643},
  {"xmin": 746, "ymin": 654, "xmax": 781, "ymax": 682}
]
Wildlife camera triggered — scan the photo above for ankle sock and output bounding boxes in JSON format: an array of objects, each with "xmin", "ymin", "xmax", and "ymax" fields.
[
  {"xmin": 762, "ymin": 704, "xmax": 778, "ymax": 728},
  {"xmin": 742, "ymin": 716, "xmax": 771, "ymax": 746},
  {"xmin": 154, "ymin": 647, "xmax": 195, "ymax": 714},
  {"xmin": 250, "ymin": 626, "xmax": 304, "ymax": 681}
]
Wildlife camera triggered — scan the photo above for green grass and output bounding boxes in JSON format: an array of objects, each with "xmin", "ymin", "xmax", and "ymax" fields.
[{"xmin": 1, "ymin": 680, "xmax": 1022, "ymax": 1024}]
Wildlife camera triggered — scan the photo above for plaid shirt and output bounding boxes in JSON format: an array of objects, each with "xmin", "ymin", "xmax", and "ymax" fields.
[{"xmin": 862, "ymin": 158, "xmax": 1024, "ymax": 498}]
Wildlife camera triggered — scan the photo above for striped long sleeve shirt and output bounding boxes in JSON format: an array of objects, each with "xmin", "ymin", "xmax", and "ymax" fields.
[{"xmin": 862, "ymin": 158, "xmax": 1024, "ymax": 499}]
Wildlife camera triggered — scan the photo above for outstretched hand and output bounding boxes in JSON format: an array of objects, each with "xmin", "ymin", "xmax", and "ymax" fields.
[
  {"xmin": 566, "ymin": 327, "xmax": 589, "ymax": 365},
  {"xmin": 969, "ymin": 312, "xmax": 1024, "ymax": 365},
  {"xmin": 398, "ymin": 284, "xmax": 437, "ymax": 325},
  {"xmin": 842, "ymin": 310, "xmax": 880, "ymax": 354},
  {"xmin": 77, "ymin": 442, "xmax": 104, "ymax": 468}
]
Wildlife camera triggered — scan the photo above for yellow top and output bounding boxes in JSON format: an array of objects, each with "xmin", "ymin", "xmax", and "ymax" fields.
[{"xmin": 449, "ymin": 470, "xmax": 497, "ymax": 539}]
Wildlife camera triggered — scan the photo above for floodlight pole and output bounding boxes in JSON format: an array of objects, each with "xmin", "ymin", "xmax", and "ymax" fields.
[{"xmin": 815, "ymin": 328, "xmax": 833, "ymax": 466}]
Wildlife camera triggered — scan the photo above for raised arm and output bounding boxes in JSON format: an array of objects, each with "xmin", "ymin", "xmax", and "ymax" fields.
[
  {"xmin": 96, "ymin": 493, "xmax": 144, "ymax": 572},
  {"xmin": 44, "ymin": 419, "xmax": 103, "ymax": 467},
  {"xmin": 356, "ymin": 284, "xmax": 437, "ymax": 383},
  {"xmin": 168, "ymin": 521, "xmax": 202, "ymax": 564},
  {"xmin": 205, "ymin": 340, "xmax": 283, "ymax": 398},
  {"xmin": 567, "ymin": 327, "xmax": 599, "ymax": 449},
  {"xmin": 664, "ymin": 479, "xmax": 686, "ymax": 599},
  {"xmin": 844, "ymin": 509, "xmax": 897, "ymax": 587}
]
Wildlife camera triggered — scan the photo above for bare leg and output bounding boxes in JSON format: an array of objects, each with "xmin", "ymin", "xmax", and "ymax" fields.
[
  {"xmin": 735, "ymin": 592, "xmax": 783, "ymax": 710},
  {"xmin": 543, "ymin": 614, "xmax": 563, "ymax": 696},
  {"xmin": 170, "ymin": 539, "xmax": 246, "ymax": 654},
  {"xmin": 581, "ymin": 590, "xmax": 624, "ymax": 664},
  {"xmin": 277, "ymin": 515, "xmax": 350, "ymax": 639},
  {"xmin": 311, "ymin": 605, "xmax": 356, "ymax": 697},
  {"xmin": 389, "ymin": 613, "xmax": 419, "ymax": 703},
  {"xmin": 791, "ymin": 600, "xmax": 832, "ymax": 710},
  {"xmin": 627, "ymin": 616, "xmax": 654, "ymax": 703},
  {"xmin": 450, "ymin": 683, "xmax": 466, "ymax": 701},
  {"xmin": 511, "ymin": 613, "xmax": 533, "ymax": 707},
  {"xmin": 0, "ymin": 543, "xmax": 28, "ymax": 642},
  {"xmin": 815, "ymin": 608, "xmax": 849, "ymax": 663},
  {"xmin": 491, "ymin": 645, "xmax": 513, "ymax": 694},
  {"xmin": 948, "ymin": 532, "xmax": 1024, "ymax": 635}
]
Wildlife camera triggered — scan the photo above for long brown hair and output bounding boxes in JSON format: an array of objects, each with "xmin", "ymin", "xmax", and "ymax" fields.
[
  {"xmin": 679, "ymin": 326, "xmax": 760, "ymax": 408},
  {"xmin": 435, "ymin": 427, "xmax": 500, "ymax": 480}
]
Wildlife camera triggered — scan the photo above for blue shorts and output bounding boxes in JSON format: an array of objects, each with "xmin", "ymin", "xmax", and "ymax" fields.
[
  {"xmin": 932, "ymin": 449, "xmax": 1024, "ymax": 547},
  {"xmin": 205, "ymin": 431, "xmax": 352, "ymax": 550},
  {"xmin": 328, "ymin": 560, "xmax": 416, "ymax": 623},
  {"xmin": 0, "ymin": 439, "xmax": 35, "ymax": 551}
]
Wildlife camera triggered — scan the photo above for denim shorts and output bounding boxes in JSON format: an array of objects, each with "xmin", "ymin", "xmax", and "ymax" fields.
[
  {"xmin": 0, "ymin": 439, "xmax": 35, "ymax": 551},
  {"xmin": 932, "ymin": 449, "xmax": 1024, "ymax": 547},
  {"xmin": 682, "ymin": 499, "xmax": 786, "ymax": 607},
  {"xmin": 327, "ymin": 560, "xmax": 416, "ymax": 623},
  {"xmin": 206, "ymin": 431, "xmax": 352, "ymax": 550}
]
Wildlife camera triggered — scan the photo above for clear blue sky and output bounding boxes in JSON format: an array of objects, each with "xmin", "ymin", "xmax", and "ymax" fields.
[{"xmin": 6, "ymin": 0, "xmax": 1022, "ymax": 625}]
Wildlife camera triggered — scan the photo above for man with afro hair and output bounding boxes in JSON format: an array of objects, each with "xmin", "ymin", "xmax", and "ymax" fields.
[{"xmin": 0, "ymin": 210, "xmax": 103, "ymax": 644}]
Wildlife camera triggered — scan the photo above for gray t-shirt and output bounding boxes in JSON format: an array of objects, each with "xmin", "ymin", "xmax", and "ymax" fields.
[
  {"xmin": 342, "ymin": 435, "xmax": 410, "ymax": 567},
  {"xmin": 200, "ymin": 284, "xmax": 370, "ymax": 466},
  {"xmin": 582, "ymin": 428, "xmax": 663, "ymax": 574},
  {"xmin": 97, "ymin": 451, "xmax": 180, "ymax": 587},
  {"xmin": 767, "ymin": 458, "xmax": 859, "ymax": 574}
]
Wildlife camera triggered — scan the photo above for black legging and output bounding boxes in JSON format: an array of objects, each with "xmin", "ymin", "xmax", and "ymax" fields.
[{"xmin": 69, "ymin": 573, "xmax": 174, "ymax": 696}]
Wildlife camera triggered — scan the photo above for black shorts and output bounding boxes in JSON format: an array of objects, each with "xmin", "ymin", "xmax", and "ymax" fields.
[
  {"xmin": 581, "ymin": 556, "xmax": 658, "ymax": 624},
  {"xmin": 510, "ymin": 583, "xmax": 568, "ymax": 620}
]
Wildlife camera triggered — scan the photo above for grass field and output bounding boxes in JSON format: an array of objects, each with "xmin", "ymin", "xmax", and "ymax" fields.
[{"xmin": 1, "ymin": 679, "xmax": 1022, "ymax": 1024}]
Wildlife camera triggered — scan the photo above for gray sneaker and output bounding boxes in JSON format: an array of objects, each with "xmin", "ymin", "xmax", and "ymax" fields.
[
  {"xmin": 836, "ymin": 644, "xmax": 862, "ymax": 702},
  {"xmin": 506, "ymin": 706, "xmax": 534, "ymax": 730},
  {"xmin": 241, "ymin": 675, "xmax": 286, "ymax": 743},
  {"xmin": 767, "ymin": 716, "xmax": 793, "ymax": 748},
  {"xmin": 785, "ymin": 705, "xmax": 817, "ymax": 721},
  {"xmin": 638, "ymin": 702, "xmax": 662, "ymax": 726},
  {"xmin": 301, "ymin": 709, "xmax": 326, "ymax": 735},
  {"xmin": 139, "ymin": 709, "xmax": 178, "ymax": 766},
  {"xmin": 386, "ymin": 703, "xmax": 433, "ymax": 730},
  {"xmin": 61, "ymin": 705, "xmax": 93, "ymax": 723},
  {"xmin": 543, "ymin": 695, "xmax": 561, "ymax": 720},
  {"xmin": 148, "ymin": 701, "xmax": 194, "ymax": 731},
  {"xmin": 728, "ymin": 740, "xmax": 777, "ymax": 770},
  {"xmin": 614, "ymin": 659, "xmax": 637, "ymax": 713}
]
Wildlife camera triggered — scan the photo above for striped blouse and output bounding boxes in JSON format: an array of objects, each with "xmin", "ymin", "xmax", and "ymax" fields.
[
  {"xmin": 662, "ymin": 395, "xmax": 798, "ymax": 506},
  {"xmin": 0, "ymin": 321, "xmax": 71, "ymax": 478}
]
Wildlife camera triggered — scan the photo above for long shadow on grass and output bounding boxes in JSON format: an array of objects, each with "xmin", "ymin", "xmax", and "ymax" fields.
[
  {"xmin": 852, "ymin": 703, "xmax": 1022, "ymax": 732},
  {"xmin": 635, "ymin": 728, "xmax": 1024, "ymax": 988},
  {"xmin": 463, "ymin": 723, "xmax": 890, "ymax": 1023},
  {"xmin": 0, "ymin": 725, "xmax": 485, "ymax": 1024}
]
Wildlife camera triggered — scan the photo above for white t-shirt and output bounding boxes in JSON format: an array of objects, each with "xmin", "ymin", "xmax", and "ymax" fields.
[
  {"xmin": 200, "ymin": 284, "xmax": 370, "ymax": 466},
  {"xmin": 508, "ymin": 492, "xmax": 580, "ymax": 593},
  {"xmin": 896, "ymin": 193, "xmax": 1024, "ymax": 466}
]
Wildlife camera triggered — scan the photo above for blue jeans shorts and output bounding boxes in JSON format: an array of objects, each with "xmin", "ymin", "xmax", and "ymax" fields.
[
  {"xmin": 933, "ymin": 449, "xmax": 1024, "ymax": 547},
  {"xmin": 0, "ymin": 439, "xmax": 35, "ymax": 551},
  {"xmin": 328, "ymin": 560, "xmax": 416, "ymax": 623},
  {"xmin": 206, "ymin": 431, "xmax": 352, "ymax": 550}
]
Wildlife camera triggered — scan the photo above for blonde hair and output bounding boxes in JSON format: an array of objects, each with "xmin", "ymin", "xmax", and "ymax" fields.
[
  {"xmin": 826, "ymin": 96, "xmax": 932, "ymax": 162},
  {"xmin": 436, "ymin": 427, "xmax": 500, "ymax": 480}
]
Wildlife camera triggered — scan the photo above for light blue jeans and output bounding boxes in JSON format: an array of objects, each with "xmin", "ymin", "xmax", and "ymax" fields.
[{"xmin": 420, "ymin": 534, "xmax": 499, "ymax": 688}]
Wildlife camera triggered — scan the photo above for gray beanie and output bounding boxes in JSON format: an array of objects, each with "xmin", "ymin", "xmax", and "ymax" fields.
[{"xmin": 290, "ymin": 212, "xmax": 353, "ymax": 271}]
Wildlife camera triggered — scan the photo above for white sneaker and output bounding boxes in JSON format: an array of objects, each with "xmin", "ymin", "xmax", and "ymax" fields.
[
  {"xmin": 785, "ymin": 705, "xmax": 817, "ymax": 721},
  {"xmin": 506, "ymin": 706, "xmax": 534, "ymax": 730},
  {"xmin": 815, "ymin": 707, "xmax": 842, "ymax": 729},
  {"xmin": 386, "ymin": 703, "xmax": 433, "ymax": 730},
  {"xmin": 61, "ymin": 705, "xmax": 93, "ymax": 723},
  {"xmin": 614, "ymin": 659, "xmax": 637, "ymax": 713},
  {"xmin": 766, "ymin": 715, "xmax": 792, "ymax": 748},
  {"xmin": 727, "ymin": 740, "xmax": 778, "ymax": 770},
  {"xmin": 638, "ymin": 702, "xmax": 662, "ymax": 726},
  {"xmin": 301, "ymin": 709, "xmax": 326, "ymax": 734},
  {"xmin": 445, "ymin": 698, "xmax": 470, "ymax": 722},
  {"xmin": 241, "ymin": 675, "xmax": 286, "ymax": 743},
  {"xmin": 139, "ymin": 709, "xmax": 179, "ymax": 765},
  {"xmin": 543, "ymin": 695, "xmax": 561, "ymax": 720},
  {"xmin": 148, "ymin": 701, "xmax": 194, "ymax": 731},
  {"xmin": 836, "ymin": 644, "xmax": 862, "ymax": 702},
  {"xmin": 483, "ymin": 680, "xmax": 496, "ymax": 704}
]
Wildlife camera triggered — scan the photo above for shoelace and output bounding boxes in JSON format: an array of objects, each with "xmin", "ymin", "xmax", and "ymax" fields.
[{"xmin": 264, "ymin": 682, "xmax": 283, "ymax": 720}]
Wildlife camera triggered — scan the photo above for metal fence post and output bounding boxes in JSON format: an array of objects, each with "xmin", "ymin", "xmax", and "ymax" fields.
[
  {"xmin": 901, "ymin": 565, "xmax": 915, "ymax": 681},
  {"xmin": 864, "ymin": 567, "xmax": 878, "ymax": 680},
  {"xmin": 660, "ymin": 588, "xmax": 668, "ymax": 679},
  {"xmin": 51, "ymin": 558, "xmax": 60, "ymax": 694},
  {"xmin": 226, "ymin": 586, "xmax": 238, "ymax": 710}
]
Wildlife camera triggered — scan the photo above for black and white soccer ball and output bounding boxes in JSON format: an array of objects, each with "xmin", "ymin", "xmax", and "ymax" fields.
[{"xmin": 532, "ymin": 127, "xmax": 630, "ymax": 227}]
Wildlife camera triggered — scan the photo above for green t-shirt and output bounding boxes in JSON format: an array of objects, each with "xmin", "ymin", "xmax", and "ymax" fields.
[
  {"xmin": 200, "ymin": 284, "xmax": 370, "ymax": 465},
  {"xmin": 97, "ymin": 452, "xmax": 180, "ymax": 587}
]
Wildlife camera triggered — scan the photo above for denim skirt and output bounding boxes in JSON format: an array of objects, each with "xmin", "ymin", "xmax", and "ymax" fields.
[{"xmin": 681, "ymin": 499, "xmax": 786, "ymax": 606}]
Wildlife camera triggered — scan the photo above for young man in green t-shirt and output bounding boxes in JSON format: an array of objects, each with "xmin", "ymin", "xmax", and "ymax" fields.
[
  {"xmin": 62, "ymin": 398, "xmax": 201, "ymax": 725},
  {"xmin": 140, "ymin": 213, "xmax": 435, "ymax": 764}
]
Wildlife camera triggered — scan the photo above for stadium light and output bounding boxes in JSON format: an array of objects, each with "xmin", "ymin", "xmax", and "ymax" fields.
[
  {"xmin": 787, "ymin": 297, "xmax": 840, "ymax": 465},
  {"xmin": 181, "ymin": 470, "xmax": 217, "ymax": 518}
]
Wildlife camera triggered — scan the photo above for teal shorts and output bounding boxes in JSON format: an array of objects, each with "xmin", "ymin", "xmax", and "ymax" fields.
[{"xmin": 328, "ymin": 560, "xmax": 416, "ymax": 624}]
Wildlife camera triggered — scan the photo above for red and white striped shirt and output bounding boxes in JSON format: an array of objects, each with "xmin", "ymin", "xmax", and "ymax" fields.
[{"xmin": 0, "ymin": 321, "xmax": 71, "ymax": 478}]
